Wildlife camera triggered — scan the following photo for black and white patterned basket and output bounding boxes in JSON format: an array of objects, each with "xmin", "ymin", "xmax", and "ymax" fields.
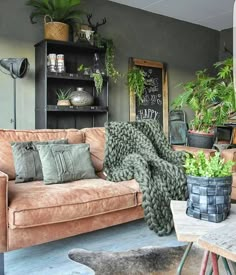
[{"xmin": 186, "ymin": 175, "xmax": 232, "ymax": 223}]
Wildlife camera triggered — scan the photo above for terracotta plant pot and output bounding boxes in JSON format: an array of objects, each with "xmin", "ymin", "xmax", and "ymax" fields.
[{"xmin": 57, "ymin": 100, "xmax": 70, "ymax": 106}]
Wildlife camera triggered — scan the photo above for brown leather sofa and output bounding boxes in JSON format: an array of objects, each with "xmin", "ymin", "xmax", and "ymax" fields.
[
  {"xmin": 0, "ymin": 127, "xmax": 144, "ymax": 259},
  {"xmin": 0, "ymin": 128, "xmax": 236, "ymax": 265}
]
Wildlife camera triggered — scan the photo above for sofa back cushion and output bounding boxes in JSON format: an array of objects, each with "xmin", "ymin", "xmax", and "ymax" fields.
[
  {"xmin": 0, "ymin": 129, "xmax": 84, "ymax": 180},
  {"xmin": 82, "ymin": 128, "xmax": 105, "ymax": 172}
]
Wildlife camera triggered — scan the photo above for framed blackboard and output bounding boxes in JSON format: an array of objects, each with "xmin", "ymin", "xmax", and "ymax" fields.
[{"xmin": 129, "ymin": 58, "xmax": 169, "ymax": 136}]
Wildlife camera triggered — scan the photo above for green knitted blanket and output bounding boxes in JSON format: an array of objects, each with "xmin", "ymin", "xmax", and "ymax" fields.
[{"xmin": 104, "ymin": 120, "xmax": 186, "ymax": 236}]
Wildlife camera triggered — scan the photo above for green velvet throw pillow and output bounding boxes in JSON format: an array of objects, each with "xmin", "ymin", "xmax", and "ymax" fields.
[
  {"xmin": 37, "ymin": 143, "xmax": 97, "ymax": 184},
  {"xmin": 11, "ymin": 139, "xmax": 68, "ymax": 183}
]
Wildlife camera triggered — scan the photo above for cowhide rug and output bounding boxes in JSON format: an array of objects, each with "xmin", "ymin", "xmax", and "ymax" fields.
[{"xmin": 68, "ymin": 245, "xmax": 205, "ymax": 275}]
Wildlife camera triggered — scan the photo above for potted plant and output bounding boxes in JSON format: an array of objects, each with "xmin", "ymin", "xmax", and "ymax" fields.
[
  {"xmin": 172, "ymin": 58, "xmax": 235, "ymax": 148},
  {"xmin": 25, "ymin": 0, "xmax": 83, "ymax": 41},
  {"xmin": 105, "ymin": 39, "xmax": 120, "ymax": 82},
  {"xmin": 78, "ymin": 65, "xmax": 103, "ymax": 95},
  {"xmin": 185, "ymin": 151, "xmax": 235, "ymax": 222},
  {"xmin": 56, "ymin": 88, "xmax": 71, "ymax": 106},
  {"xmin": 127, "ymin": 66, "xmax": 146, "ymax": 104},
  {"xmin": 92, "ymin": 72, "xmax": 103, "ymax": 95}
]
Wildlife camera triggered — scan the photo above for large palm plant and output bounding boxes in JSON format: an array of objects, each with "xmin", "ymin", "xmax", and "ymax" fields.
[
  {"xmin": 26, "ymin": 0, "xmax": 83, "ymax": 25},
  {"xmin": 172, "ymin": 57, "xmax": 235, "ymax": 133}
]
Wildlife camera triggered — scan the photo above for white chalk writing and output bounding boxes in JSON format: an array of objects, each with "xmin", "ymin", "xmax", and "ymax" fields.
[{"xmin": 137, "ymin": 108, "xmax": 160, "ymax": 120}]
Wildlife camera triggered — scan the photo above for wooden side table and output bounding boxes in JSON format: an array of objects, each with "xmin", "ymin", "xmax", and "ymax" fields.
[
  {"xmin": 170, "ymin": 200, "xmax": 236, "ymax": 274},
  {"xmin": 198, "ymin": 223, "xmax": 236, "ymax": 275}
]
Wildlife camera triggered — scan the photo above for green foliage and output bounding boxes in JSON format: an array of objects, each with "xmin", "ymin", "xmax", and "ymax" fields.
[
  {"xmin": 172, "ymin": 58, "xmax": 235, "ymax": 133},
  {"xmin": 92, "ymin": 72, "xmax": 103, "ymax": 95},
  {"xmin": 184, "ymin": 151, "xmax": 235, "ymax": 177},
  {"xmin": 25, "ymin": 0, "xmax": 83, "ymax": 25},
  {"xmin": 56, "ymin": 88, "xmax": 71, "ymax": 100},
  {"xmin": 127, "ymin": 66, "xmax": 146, "ymax": 104},
  {"xmin": 105, "ymin": 39, "xmax": 120, "ymax": 82},
  {"xmin": 77, "ymin": 64, "xmax": 91, "ymax": 75}
]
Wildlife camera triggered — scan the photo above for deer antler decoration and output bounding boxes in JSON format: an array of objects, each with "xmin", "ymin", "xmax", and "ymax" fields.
[{"xmin": 87, "ymin": 14, "xmax": 107, "ymax": 34}]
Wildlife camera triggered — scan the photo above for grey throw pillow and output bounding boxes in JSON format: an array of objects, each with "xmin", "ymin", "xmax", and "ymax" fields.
[
  {"xmin": 11, "ymin": 139, "xmax": 68, "ymax": 183},
  {"xmin": 37, "ymin": 143, "xmax": 97, "ymax": 184}
]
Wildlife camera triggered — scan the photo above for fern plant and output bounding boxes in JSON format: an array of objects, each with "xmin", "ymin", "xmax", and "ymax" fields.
[
  {"xmin": 172, "ymin": 58, "xmax": 235, "ymax": 133},
  {"xmin": 25, "ymin": 0, "xmax": 83, "ymax": 25},
  {"xmin": 184, "ymin": 151, "xmax": 234, "ymax": 177}
]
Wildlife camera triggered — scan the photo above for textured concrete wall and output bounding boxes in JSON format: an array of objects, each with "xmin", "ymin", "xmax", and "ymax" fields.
[{"xmin": 0, "ymin": 0, "xmax": 220, "ymax": 128}]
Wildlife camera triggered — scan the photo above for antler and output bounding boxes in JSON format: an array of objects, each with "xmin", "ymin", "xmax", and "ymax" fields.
[{"xmin": 87, "ymin": 14, "xmax": 107, "ymax": 34}]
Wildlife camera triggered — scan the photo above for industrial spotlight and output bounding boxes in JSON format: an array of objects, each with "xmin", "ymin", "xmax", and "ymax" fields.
[{"xmin": 0, "ymin": 58, "xmax": 29, "ymax": 129}]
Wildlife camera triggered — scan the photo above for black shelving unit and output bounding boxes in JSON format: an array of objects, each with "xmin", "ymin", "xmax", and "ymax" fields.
[{"xmin": 35, "ymin": 39, "xmax": 109, "ymax": 129}]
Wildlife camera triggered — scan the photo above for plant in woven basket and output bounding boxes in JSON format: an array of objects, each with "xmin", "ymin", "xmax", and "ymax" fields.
[
  {"xmin": 184, "ymin": 151, "xmax": 234, "ymax": 177},
  {"xmin": 26, "ymin": 0, "xmax": 83, "ymax": 25},
  {"xmin": 185, "ymin": 151, "xmax": 235, "ymax": 223},
  {"xmin": 127, "ymin": 66, "xmax": 146, "ymax": 104}
]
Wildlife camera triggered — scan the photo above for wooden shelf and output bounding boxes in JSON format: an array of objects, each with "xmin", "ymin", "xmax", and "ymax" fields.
[
  {"xmin": 47, "ymin": 73, "xmax": 108, "ymax": 82},
  {"xmin": 47, "ymin": 105, "xmax": 108, "ymax": 113}
]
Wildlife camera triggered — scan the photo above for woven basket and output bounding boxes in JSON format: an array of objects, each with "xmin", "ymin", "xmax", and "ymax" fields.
[
  {"xmin": 186, "ymin": 175, "xmax": 232, "ymax": 223},
  {"xmin": 44, "ymin": 15, "xmax": 69, "ymax": 42}
]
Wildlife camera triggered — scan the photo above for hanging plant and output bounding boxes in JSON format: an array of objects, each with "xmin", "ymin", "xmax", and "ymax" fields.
[
  {"xmin": 127, "ymin": 66, "xmax": 146, "ymax": 104},
  {"xmin": 105, "ymin": 39, "xmax": 120, "ymax": 82},
  {"xmin": 92, "ymin": 72, "xmax": 103, "ymax": 95}
]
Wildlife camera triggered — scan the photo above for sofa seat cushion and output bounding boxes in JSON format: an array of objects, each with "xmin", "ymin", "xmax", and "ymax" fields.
[{"xmin": 8, "ymin": 179, "xmax": 139, "ymax": 229}]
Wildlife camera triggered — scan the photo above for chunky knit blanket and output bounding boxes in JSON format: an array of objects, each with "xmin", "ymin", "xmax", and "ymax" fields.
[{"xmin": 104, "ymin": 120, "xmax": 186, "ymax": 236}]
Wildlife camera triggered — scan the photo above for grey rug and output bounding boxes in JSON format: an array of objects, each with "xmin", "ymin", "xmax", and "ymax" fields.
[{"xmin": 68, "ymin": 245, "xmax": 204, "ymax": 275}]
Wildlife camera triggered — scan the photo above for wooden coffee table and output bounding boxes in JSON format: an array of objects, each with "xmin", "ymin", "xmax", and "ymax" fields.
[
  {"xmin": 170, "ymin": 200, "xmax": 236, "ymax": 274},
  {"xmin": 197, "ymin": 223, "xmax": 236, "ymax": 275}
]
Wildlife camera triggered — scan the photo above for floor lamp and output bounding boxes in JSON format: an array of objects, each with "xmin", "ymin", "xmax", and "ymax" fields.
[{"xmin": 0, "ymin": 58, "xmax": 29, "ymax": 129}]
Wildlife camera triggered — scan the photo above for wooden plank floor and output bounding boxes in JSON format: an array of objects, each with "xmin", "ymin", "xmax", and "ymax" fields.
[{"xmin": 5, "ymin": 220, "xmax": 183, "ymax": 275}]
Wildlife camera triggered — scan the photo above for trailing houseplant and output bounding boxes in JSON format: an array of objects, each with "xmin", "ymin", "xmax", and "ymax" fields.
[
  {"xmin": 92, "ymin": 72, "xmax": 103, "ymax": 95},
  {"xmin": 184, "ymin": 151, "xmax": 235, "ymax": 222},
  {"xmin": 127, "ymin": 66, "xmax": 146, "ymax": 104},
  {"xmin": 105, "ymin": 39, "xmax": 120, "ymax": 82},
  {"xmin": 25, "ymin": 0, "xmax": 83, "ymax": 41},
  {"xmin": 172, "ymin": 58, "xmax": 235, "ymax": 148}
]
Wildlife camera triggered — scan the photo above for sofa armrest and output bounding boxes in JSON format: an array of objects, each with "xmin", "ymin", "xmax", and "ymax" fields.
[
  {"xmin": 172, "ymin": 145, "xmax": 216, "ymax": 158},
  {"xmin": 0, "ymin": 171, "xmax": 8, "ymax": 252},
  {"xmin": 221, "ymin": 148, "xmax": 236, "ymax": 173}
]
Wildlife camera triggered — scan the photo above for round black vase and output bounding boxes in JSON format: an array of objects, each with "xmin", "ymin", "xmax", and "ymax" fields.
[{"xmin": 187, "ymin": 131, "xmax": 215, "ymax": 149}]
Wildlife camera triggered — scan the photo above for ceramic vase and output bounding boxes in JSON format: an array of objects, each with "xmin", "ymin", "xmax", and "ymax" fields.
[{"xmin": 70, "ymin": 87, "xmax": 94, "ymax": 106}]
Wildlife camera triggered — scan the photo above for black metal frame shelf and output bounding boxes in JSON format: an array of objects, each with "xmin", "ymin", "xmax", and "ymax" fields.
[
  {"xmin": 47, "ymin": 105, "xmax": 108, "ymax": 112},
  {"xmin": 35, "ymin": 39, "xmax": 109, "ymax": 129},
  {"xmin": 47, "ymin": 72, "xmax": 108, "ymax": 82},
  {"xmin": 35, "ymin": 39, "xmax": 106, "ymax": 53}
]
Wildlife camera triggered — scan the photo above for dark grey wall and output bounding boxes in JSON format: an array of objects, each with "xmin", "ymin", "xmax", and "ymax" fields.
[
  {"xmin": 80, "ymin": 0, "xmax": 220, "ymax": 122},
  {"xmin": 0, "ymin": 0, "xmax": 221, "ymax": 128},
  {"xmin": 219, "ymin": 28, "xmax": 233, "ymax": 60}
]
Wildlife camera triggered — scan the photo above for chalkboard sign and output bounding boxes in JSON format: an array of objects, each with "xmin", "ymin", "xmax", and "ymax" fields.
[{"xmin": 129, "ymin": 58, "xmax": 169, "ymax": 136}]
